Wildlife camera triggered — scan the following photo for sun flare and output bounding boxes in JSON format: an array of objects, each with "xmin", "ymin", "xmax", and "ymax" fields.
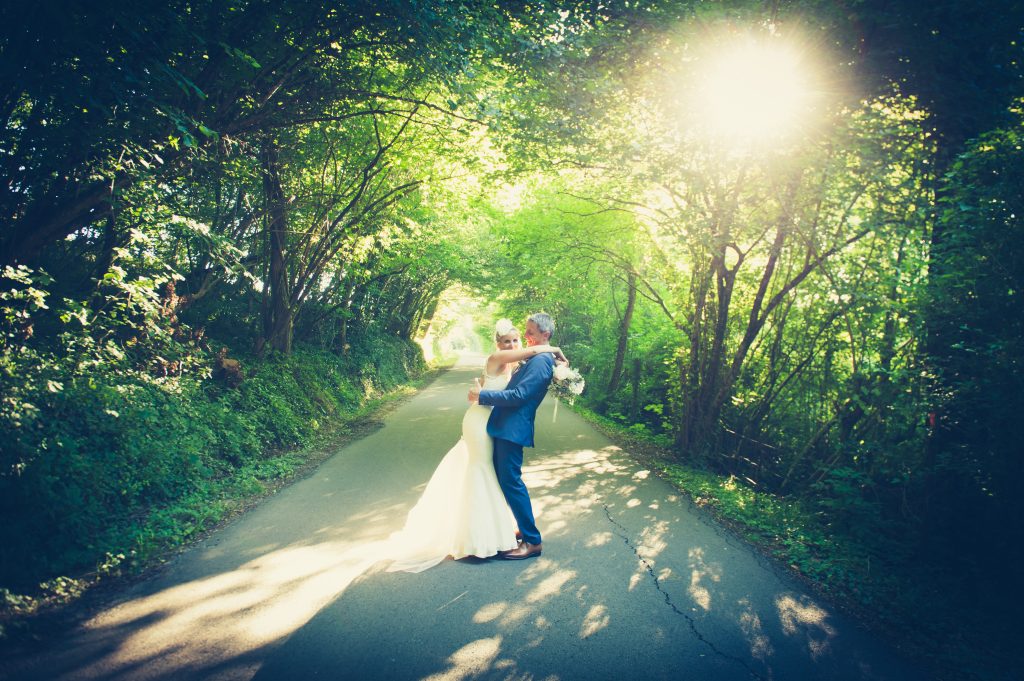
[{"xmin": 693, "ymin": 39, "xmax": 811, "ymax": 145}]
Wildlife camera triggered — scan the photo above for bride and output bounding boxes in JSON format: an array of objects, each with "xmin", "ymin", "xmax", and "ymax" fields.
[{"xmin": 386, "ymin": 319, "xmax": 567, "ymax": 573}]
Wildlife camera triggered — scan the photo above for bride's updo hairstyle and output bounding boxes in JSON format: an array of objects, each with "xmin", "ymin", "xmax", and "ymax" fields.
[{"xmin": 494, "ymin": 318, "xmax": 517, "ymax": 341}]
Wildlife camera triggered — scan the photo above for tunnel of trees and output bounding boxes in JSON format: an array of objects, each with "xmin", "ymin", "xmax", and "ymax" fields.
[{"xmin": 1, "ymin": 2, "xmax": 1021, "ymax": 677}]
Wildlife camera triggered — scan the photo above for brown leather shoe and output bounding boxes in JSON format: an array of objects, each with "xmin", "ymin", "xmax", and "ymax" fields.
[
  {"xmin": 502, "ymin": 542, "xmax": 542, "ymax": 560},
  {"xmin": 492, "ymin": 532, "xmax": 524, "ymax": 559}
]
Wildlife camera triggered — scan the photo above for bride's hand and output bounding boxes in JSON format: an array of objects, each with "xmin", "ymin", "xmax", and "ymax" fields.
[
  {"xmin": 549, "ymin": 346, "xmax": 569, "ymax": 364},
  {"xmin": 533, "ymin": 345, "xmax": 568, "ymax": 364}
]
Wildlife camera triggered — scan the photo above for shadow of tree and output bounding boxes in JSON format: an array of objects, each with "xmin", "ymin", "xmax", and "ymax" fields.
[{"xmin": 2, "ymin": 364, "xmax": 924, "ymax": 681}]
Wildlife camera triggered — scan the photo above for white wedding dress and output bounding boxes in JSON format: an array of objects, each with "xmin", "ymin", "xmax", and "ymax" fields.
[{"xmin": 386, "ymin": 371, "xmax": 520, "ymax": 573}]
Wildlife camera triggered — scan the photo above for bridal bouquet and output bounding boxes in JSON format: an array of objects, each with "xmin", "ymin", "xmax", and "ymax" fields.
[{"xmin": 549, "ymin": 363, "xmax": 585, "ymax": 405}]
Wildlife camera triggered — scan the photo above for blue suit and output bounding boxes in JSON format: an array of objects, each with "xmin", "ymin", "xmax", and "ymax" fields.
[{"xmin": 478, "ymin": 352, "xmax": 554, "ymax": 545}]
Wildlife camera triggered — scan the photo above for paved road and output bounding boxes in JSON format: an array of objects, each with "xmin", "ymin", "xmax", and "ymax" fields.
[{"xmin": 2, "ymin": 356, "xmax": 927, "ymax": 681}]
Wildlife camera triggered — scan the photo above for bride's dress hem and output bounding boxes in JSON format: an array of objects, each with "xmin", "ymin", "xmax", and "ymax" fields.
[
  {"xmin": 384, "ymin": 371, "xmax": 520, "ymax": 574},
  {"xmin": 385, "ymin": 538, "xmax": 520, "ymax": 574}
]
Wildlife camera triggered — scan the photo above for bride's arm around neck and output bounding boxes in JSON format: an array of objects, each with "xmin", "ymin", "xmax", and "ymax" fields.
[{"xmin": 485, "ymin": 345, "xmax": 564, "ymax": 376}]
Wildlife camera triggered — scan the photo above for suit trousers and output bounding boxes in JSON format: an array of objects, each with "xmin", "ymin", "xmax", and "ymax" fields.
[{"xmin": 492, "ymin": 437, "xmax": 542, "ymax": 545}]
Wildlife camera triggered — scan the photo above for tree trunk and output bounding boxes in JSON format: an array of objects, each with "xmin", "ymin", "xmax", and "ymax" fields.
[
  {"xmin": 678, "ymin": 254, "xmax": 734, "ymax": 456},
  {"xmin": 677, "ymin": 266, "xmax": 713, "ymax": 451},
  {"xmin": 260, "ymin": 137, "xmax": 294, "ymax": 355},
  {"xmin": 333, "ymin": 279, "xmax": 358, "ymax": 353},
  {"xmin": 407, "ymin": 286, "xmax": 441, "ymax": 341},
  {"xmin": 93, "ymin": 213, "xmax": 124, "ymax": 283},
  {"xmin": 1, "ymin": 177, "xmax": 129, "ymax": 267},
  {"xmin": 608, "ymin": 269, "xmax": 637, "ymax": 395},
  {"xmin": 630, "ymin": 357, "xmax": 642, "ymax": 421}
]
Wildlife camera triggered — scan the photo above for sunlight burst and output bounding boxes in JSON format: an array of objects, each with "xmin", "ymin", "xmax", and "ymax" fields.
[{"xmin": 694, "ymin": 38, "xmax": 811, "ymax": 145}]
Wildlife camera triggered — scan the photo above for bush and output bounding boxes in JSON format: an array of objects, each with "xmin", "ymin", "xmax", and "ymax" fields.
[{"xmin": 0, "ymin": 327, "xmax": 425, "ymax": 592}]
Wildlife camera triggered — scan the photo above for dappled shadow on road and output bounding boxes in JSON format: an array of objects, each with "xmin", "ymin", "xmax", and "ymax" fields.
[
  {"xmin": 247, "ymin": 439, "xmax": 918, "ymax": 681},
  {"xmin": 8, "ymin": 399, "xmax": 921, "ymax": 681},
  {"xmin": 6, "ymin": 517, "xmax": 402, "ymax": 680}
]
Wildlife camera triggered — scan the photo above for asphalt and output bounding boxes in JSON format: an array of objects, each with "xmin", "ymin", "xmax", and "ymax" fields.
[{"xmin": 1, "ymin": 355, "xmax": 929, "ymax": 681}]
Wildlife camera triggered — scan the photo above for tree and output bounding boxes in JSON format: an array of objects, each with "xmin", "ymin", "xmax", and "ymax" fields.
[{"xmin": 0, "ymin": 0, "xmax": 584, "ymax": 267}]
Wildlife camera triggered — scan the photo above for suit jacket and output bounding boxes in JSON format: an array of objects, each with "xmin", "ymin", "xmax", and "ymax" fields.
[{"xmin": 478, "ymin": 353, "xmax": 554, "ymax": 448}]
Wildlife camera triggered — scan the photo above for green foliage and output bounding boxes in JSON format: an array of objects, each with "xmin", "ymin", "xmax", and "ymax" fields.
[
  {"xmin": 929, "ymin": 109, "xmax": 1024, "ymax": 507},
  {"xmin": 481, "ymin": 178, "xmax": 681, "ymax": 436},
  {"xmin": 1, "ymin": 2, "xmax": 1019, "ymax": 676},
  {"xmin": 0, "ymin": 0, "xmax": 586, "ymax": 264},
  {"xmin": 918, "ymin": 108, "xmax": 1024, "ymax": 669},
  {"xmin": 470, "ymin": 6, "xmax": 1021, "ymax": 675},
  {"xmin": 0, "ymin": 324, "xmax": 424, "ymax": 593}
]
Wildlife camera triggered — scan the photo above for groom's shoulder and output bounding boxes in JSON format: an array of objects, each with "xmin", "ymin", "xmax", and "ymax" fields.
[
  {"xmin": 533, "ymin": 352, "xmax": 556, "ymax": 371},
  {"xmin": 529, "ymin": 352, "xmax": 555, "ymax": 365},
  {"xmin": 520, "ymin": 352, "xmax": 554, "ymax": 373}
]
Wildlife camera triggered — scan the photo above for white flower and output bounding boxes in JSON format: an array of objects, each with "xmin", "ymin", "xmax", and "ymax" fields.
[{"xmin": 549, "ymin": 365, "xmax": 585, "ymax": 405}]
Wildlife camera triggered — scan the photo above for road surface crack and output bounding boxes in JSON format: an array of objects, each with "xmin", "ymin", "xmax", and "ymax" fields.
[{"xmin": 601, "ymin": 501, "xmax": 766, "ymax": 681}]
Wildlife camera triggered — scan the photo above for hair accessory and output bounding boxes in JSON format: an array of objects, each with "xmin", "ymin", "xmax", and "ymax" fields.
[{"xmin": 494, "ymin": 318, "xmax": 516, "ymax": 339}]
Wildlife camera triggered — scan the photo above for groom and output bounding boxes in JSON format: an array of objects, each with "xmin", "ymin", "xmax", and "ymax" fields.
[{"xmin": 469, "ymin": 312, "xmax": 555, "ymax": 560}]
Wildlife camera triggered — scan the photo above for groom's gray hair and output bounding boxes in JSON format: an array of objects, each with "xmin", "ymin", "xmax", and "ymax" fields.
[{"xmin": 528, "ymin": 312, "xmax": 555, "ymax": 338}]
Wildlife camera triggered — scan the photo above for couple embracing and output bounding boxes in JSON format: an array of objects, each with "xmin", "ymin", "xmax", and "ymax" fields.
[{"xmin": 386, "ymin": 313, "xmax": 567, "ymax": 573}]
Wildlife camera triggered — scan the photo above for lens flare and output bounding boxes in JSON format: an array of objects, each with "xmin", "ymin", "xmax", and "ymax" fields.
[{"xmin": 693, "ymin": 38, "xmax": 811, "ymax": 146}]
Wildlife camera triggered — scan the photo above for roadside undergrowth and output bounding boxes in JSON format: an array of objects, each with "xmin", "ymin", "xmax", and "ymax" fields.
[{"xmin": 0, "ymin": 362, "xmax": 443, "ymax": 645}]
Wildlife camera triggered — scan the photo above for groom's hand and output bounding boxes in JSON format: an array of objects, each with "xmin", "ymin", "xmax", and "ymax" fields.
[{"xmin": 468, "ymin": 377, "xmax": 482, "ymax": 403}]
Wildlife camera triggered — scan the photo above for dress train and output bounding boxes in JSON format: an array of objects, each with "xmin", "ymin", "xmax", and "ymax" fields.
[{"xmin": 386, "ymin": 373, "xmax": 519, "ymax": 573}]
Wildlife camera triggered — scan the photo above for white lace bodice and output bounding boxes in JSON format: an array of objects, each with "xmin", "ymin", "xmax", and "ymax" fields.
[{"xmin": 481, "ymin": 372, "xmax": 510, "ymax": 390}]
